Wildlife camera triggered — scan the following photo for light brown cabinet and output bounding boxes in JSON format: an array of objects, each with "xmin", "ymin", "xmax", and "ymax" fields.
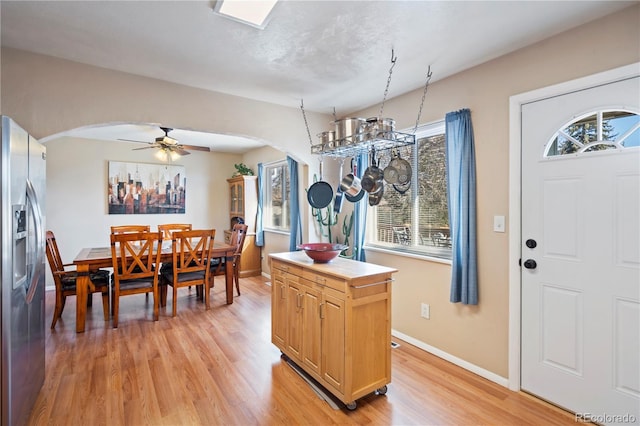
[
  {"xmin": 270, "ymin": 251, "xmax": 396, "ymax": 410},
  {"xmin": 226, "ymin": 176, "xmax": 261, "ymax": 277}
]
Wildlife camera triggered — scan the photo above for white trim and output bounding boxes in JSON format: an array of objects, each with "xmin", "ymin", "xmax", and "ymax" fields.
[
  {"xmin": 507, "ymin": 62, "xmax": 640, "ymax": 392},
  {"xmin": 392, "ymin": 330, "xmax": 509, "ymax": 388}
]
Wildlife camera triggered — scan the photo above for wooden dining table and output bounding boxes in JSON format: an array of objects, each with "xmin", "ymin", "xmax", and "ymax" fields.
[{"xmin": 72, "ymin": 241, "xmax": 236, "ymax": 333}]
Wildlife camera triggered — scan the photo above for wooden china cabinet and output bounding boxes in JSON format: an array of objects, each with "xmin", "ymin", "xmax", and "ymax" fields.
[{"xmin": 225, "ymin": 175, "xmax": 261, "ymax": 277}]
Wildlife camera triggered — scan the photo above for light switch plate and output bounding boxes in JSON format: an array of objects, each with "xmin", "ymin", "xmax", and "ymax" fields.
[{"xmin": 493, "ymin": 215, "xmax": 505, "ymax": 233}]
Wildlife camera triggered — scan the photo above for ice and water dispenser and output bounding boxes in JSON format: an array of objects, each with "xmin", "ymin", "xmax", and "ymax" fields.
[{"xmin": 13, "ymin": 204, "xmax": 27, "ymax": 289}]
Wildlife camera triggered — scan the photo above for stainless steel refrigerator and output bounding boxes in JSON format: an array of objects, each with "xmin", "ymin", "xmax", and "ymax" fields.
[{"xmin": 0, "ymin": 116, "xmax": 46, "ymax": 426}]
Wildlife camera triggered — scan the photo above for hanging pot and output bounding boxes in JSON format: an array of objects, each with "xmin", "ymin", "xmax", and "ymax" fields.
[
  {"xmin": 383, "ymin": 150, "xmax": 400, "ymax": 184},
  {"xmin": 361, "ymin": 150, "xmax": 384, "ymax": 193},
  {"xmin": 365, "ymin": 117, "xmax": 396, "ymax": 140},
  {"xmin": 368, "ymin": 182, "xmax": 385, "ymax": 206},
  {"xmin": 318, "ymin": 130, "xmax": 336, "ymax": 150},
  {"xmin": 333, "ymin": 117, "xmax": 366, "ymax": 146},
  {"xmin": 333, "ymin": 160, "xmax": 345, "ymax": 213},
  {"xmin": 391, "ymin": 150, "xmax": 412, "ymax": 185},
  {"xmin": 392, "ymin": 179, "xmax": 411, "ymax": 195},
  {"xmin": 340, "ymin": 158, "xmax": 362, "ymax": 197},
  {"xmin": 307, "ymin": 158, "xmax": 334, "ymax": 209},
  {"xmin": 344, "ymin": 160, "xmax": 365, "ymax": 203}
]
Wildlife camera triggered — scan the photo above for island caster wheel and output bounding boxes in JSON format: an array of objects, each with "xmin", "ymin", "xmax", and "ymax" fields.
[
  {"xmin": 375, "ymin": 385, "xmax": 388, "ymax": 395},
  {"xmin": 345, "ymin": 401, "xmax": 357, "ymax": 411}
]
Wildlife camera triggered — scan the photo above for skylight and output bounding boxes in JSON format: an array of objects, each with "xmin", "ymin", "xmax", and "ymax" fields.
[{"xmin": 213, "ymin": 0, "xmax": 278, "ymax": 29}]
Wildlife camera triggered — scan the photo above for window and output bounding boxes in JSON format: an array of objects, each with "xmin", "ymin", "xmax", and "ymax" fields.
[
  {"xmin": 263, "ymin": 160, "xmax": 290, "ymax": 231},
  {"xmin": 545, "ymin": 109, "xmax": 640, "ymax": 156},
  {"xmin": 367, "ymin": 121, "xmax": 451, "ymax": 259}
]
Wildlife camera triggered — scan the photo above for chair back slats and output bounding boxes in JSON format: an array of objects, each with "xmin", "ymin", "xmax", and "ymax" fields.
[
  {"xmin": 172, "ymin": 229, "xmax": 216, "ymax": 274},
  {"xmin": 111, "ymin": 225, "xmax": 151, "ymax": 235},
  {"xmin": 110, "ymin": 231, "xmax": 162, "ymax": 281},
  {"xmin": 45, "ymin": 230, "xmax": 65, "ymax": 274},
  {"xmin": 229, "ymin": 224, "xmax": 248, "ymax": 256},
  {"xmin": 158, "ymin": 223, "xmax": 192, "ymax": 240}
]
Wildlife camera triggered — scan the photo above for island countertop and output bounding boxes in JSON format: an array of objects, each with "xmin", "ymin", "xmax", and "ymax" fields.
[{"xmin": 269, "ymin": 251, "xmax": 397, "ymax": 285}]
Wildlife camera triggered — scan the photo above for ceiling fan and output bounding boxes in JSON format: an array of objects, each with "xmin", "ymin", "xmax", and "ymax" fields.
[{"xmin": 119, "ymin": 126, "xmax": 210, "ymax": 158}]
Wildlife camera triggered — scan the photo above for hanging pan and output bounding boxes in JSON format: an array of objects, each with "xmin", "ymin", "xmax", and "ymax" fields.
[
  {"xmin": 343, "ymin": 159, "xmax": 365, "ymax": 203},
  {"xmin": 389, "ymin": 149, "xmax": 412, "ymax": 185},
  {"xmin": 307, "ymin": 157, "xmax": 334, "ymax": 209},
  {"xmin": 368, "ymin": 182, "xmax": 385, "ymax": 206},
  {"xmin": 333, "ymin": 159, "xmax": 345, "ymax": 213}
]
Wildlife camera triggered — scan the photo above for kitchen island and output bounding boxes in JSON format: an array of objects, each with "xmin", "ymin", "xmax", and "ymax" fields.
[{"xmin": 270, "ymin": 251, "xmax": 397, "ymax": 410}]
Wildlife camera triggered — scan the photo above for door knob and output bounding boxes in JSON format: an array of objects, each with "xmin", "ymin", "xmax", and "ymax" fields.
[
  {"xmin": 525, "ymin": 239, "xmax": 537, "ymax": 249},
  {"xmin": 523, "ymin": 259, "xmax": 537, "ymax": 269}
]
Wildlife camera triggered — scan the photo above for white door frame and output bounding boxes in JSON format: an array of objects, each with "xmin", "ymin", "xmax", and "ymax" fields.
[{"xmin": 507, "ymin": 62, "xmax": 640, "ymax": 391}]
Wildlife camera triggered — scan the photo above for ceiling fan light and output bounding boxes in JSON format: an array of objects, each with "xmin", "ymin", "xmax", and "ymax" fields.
[
  {"xmin": 169, "ymin": 150, "xmax": 181, "ymax": 161},
  {"xmin": 155, "ymin": 148, "xmax": 169, "ymax": 162}
]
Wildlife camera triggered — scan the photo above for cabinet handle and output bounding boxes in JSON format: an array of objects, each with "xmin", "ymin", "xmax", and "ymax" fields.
[
  {"xmin": 280, "ymin": 284, "xmax": 285, "ymax": 299},
  {"xmin": 319, "ymin": 303, "xmax": 324, "ymax": 319},
  {"xmin": 296, "ymin": 293, "xmax": 302, "ymax": 309},
  {"xmin": 315, "ymin": 276, "xmax": 326, "ymax": 285}
]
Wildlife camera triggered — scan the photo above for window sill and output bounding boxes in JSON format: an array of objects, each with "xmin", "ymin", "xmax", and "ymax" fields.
[
  {"xmin": 264, "ymin": 228, "xmax": 290, "ymax": 236},
  {"xmin": 364, "ymin": 244, "xmax": 452, "ymax": 265}
]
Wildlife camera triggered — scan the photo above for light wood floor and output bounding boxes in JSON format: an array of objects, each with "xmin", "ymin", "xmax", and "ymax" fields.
[{"xmin": 28, "ymin": 275, "xmax": 577, "ymax": 425}]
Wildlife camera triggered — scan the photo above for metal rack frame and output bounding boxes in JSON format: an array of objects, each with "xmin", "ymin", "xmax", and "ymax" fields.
[{"xmin": 311, "ymin": 130, "xmax": 415, "ymax": 158}]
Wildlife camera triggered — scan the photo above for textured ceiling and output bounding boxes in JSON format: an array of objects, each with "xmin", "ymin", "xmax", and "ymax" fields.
[{"xmin": 1, "ymin": 0, "xmax": 634, "ymax": 152}]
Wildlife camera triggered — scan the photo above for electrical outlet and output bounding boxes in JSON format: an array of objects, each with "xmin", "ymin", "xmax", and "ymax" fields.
[{"xmin": 421, "ymin": 303, "xmax": 430, "ymax": 319}]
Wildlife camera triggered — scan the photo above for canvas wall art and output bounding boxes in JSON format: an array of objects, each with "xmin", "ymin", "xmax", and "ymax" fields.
[{"xmin": 108, "ymin": 161, "xmax": 186, "ymax": 214}]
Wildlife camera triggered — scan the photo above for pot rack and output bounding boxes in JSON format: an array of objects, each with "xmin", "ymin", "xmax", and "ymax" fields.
[
  {"xmin": 302, "ymin": 51, "xmax": 432, "ymax": 159},
  {"xmin": 310, "ymin": 130, "xmax": 415, "ymax": 158}
]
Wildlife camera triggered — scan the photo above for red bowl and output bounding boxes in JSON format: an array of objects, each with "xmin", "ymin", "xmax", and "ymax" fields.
[{"xmin": 297, "ymin": 243, "xmax": 347, "ymax": 263}]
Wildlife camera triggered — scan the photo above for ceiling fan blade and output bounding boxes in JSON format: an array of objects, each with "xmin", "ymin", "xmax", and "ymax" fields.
[
  {"xmin": 174, "ymin": 148, "xmax": 191, "ymax": 156},
  {"xmin": 181, "ymin": 144, "xmax": 211, "ymax": 152},
  {"xmin": 118, "ymin": 138, "xmax": 150, "ymax": 144},
  {"xmin": 131, "ymin": 142, "xmax": 161, "ymax": 150}
]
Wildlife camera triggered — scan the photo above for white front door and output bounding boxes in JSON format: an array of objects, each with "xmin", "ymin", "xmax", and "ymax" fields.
[{"xmin": 521, "ymin": 76, "xmax": 640, "ymax": 424}]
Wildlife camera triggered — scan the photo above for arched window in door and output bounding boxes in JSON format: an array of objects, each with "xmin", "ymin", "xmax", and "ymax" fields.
[{"xmin": 544, "ymin": 109, "xmax": 640, "ymax": 157}]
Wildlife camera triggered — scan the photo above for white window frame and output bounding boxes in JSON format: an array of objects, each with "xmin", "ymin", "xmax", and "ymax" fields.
[
  {"xmin": 365, "ymin": 120, "xmax": 452, "ymax": 261},
  {"xmin": 262, "ymin": 159, "xmax": 290, "ymax": 232}
]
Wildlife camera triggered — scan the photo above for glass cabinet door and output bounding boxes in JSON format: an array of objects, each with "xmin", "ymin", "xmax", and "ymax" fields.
[
  {"xmin": 230, "ymin": 183, "xmax": 238, "ymax": 214},
  {"xmin": 237, "ymin": 182, "xmax": 244, "ymax": 215}
]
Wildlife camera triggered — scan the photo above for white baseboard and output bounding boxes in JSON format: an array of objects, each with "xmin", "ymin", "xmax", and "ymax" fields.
[{"xmin": 391, "ymin": 330, "xmax": 509, "ymax": 388}]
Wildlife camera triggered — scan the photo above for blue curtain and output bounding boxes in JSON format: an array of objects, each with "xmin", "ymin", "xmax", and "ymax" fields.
[
  {"xmin": 287, "ymin": 156, "xmax": 302, "ymax": 251},
  {"xmin": 255, "ymin": 163, "xmax": 264, "ymax": 247},
  {"xmin": 445, "ymin": 109, "xmax": 478, "ymax": 305},
  {"xmin": 352, "ymin": 152, "xmax": 368, "ymax": 262}
]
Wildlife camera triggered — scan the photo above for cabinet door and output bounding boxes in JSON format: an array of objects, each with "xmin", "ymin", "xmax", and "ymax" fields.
[
  {"xmin": 237, "ymin": 182, "xmax": 244, "ymax": 215},
  {"xmin": 301, "ymin": 282, "xmax": 322, "ymax": 375},
  {"xmin": 271, "ymin": 272, "xmax": 287, "ymax": 349},
  {"xmin": 229, "ymin": 182, "xmax": 238, "ymax": 215},
  {"xmin": 321, "ymin": 291, "xmax": 345, "ymax": 393},
  {"xmin": 286, "ymin": 280, "xmax": 303, "ymax": 362}
]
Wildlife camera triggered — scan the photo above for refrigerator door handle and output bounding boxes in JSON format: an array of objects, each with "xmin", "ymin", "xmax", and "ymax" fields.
[{"xmin": 25, "ymin": 178, "xmax": 44, "ymax": 304}]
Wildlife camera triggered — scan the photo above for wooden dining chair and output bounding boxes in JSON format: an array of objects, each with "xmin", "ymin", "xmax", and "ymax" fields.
[
  {"xmin": 111, "ymin": 225, "xmax": 150, "ymax": 234},
  {"xmin": 110, "ymin": 230, "xmax": 163, "ymax": 328},
  {"xmin": 45, "ymin": 230, "xmax": 110, "ymax": 329},
  {"xmin": 157, "ymin": 223, "xmax": 192, "ymax": 240},
  {"xmin": 210, "ymin": 223, "xmax": 248, "ymax": 297},
  {"xmin": 157, "ymin": 223, "xmax": 193, "ymax": 306},
  {"xmin": 160, "ymin": 229, "xmax": 216, "ymax": 317}
]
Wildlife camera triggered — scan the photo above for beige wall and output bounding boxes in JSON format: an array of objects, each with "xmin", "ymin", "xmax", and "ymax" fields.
[
  {"xmin": 1, "ymin": 4, "xmax": 638, "ymax": 380},
  {"xmin": 43, "ymin": 136, "xmax": 240, "ymax": 281},
  {"xmin": 354, "ymin": 5, "xmax": 639, "ymax": 378}
]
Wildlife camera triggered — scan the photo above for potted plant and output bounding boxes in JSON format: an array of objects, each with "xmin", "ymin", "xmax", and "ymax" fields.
[{"xmin": 233, "ymin": 163, "xmax": 254, "ymax": 177}]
